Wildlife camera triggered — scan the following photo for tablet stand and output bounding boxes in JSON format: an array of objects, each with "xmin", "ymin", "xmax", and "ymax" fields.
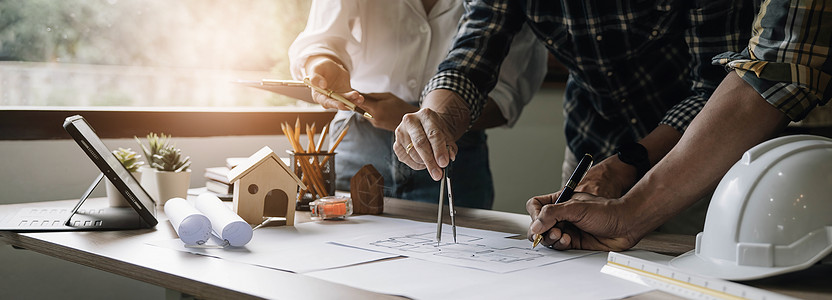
[{"xmin": 65, "ymin": 173, "xmax": 105, "ymax": 226}]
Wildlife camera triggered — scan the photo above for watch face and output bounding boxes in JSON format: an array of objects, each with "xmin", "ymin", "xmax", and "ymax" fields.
[
  {"xmin": 618, "ymin": 143, "xmax": 646, "ymax": 163},
  {"xmin": 617, "ymin": 142, "xmax": 649, "ymax": 176}
]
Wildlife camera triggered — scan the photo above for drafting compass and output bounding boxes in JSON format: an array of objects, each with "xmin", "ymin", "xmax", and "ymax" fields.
[{"xmin": 435, "ymin": 161, "xmax": 457, "ymax": 245}]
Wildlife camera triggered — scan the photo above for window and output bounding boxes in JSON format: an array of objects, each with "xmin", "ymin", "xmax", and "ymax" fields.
[{"xmin": 0, "ymin": 0, "xmax": 313, "ymax": 108}]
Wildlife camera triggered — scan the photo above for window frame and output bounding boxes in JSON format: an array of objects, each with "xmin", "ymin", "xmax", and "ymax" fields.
[{"xmin": 0, "ymin": 107, "xmax": 336, "ymax": 140}]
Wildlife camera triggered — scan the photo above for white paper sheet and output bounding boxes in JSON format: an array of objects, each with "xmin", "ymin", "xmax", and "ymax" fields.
[
  {"xmin": 333, "ymin": 225, "xmax": 594, "ymax": 273},
  {"xmin": 147, "ymin": 215, "xmax": 512, "ymax": 273},
  {"xmin": 306, "ymin": 252, "xmax": 655, "ymax": 300}
]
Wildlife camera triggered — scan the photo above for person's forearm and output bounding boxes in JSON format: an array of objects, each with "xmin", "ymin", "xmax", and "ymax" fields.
[
  {"xmin": 638, "ymin": 124, "xmax": 682, "ymax": 166},
  {"xmin": 587, "ymin": 124, "xmax": 681, "ymax": 196},
  {"xmin": 470, "ymin": 98, "xmax": 507, "ymax": 130},
  {"xmin": 421, "ymin": 89, "xmax": 472, "ymax": 140},
  {"xmin": 623, "ymin": 72, "xmax": 790, "ymax": 236}
]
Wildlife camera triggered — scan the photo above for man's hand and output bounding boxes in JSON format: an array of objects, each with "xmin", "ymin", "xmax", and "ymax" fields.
[
  {"xmin": 393, "ymin": 89, "xmax": 470, "ymax": 181},
  {"xmin": 304, "ymin": 55, "xmax": 364, "ymax": 110},
  {"xmin": 393, "ymin": 107, "xmax": 457, "ymax": 179},
  {"xmin": 574, "ymin": 155, "xmax": 639, "ymax": 198},
  {"xmin": 525, "ymin": 192, "xmax": 645, "ymax": 251},
  {"xmin": 361, "ymin": 93, "xmax": 418, "ymax": 131}
]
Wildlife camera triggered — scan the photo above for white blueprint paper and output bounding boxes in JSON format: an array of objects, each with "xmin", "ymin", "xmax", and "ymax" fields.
[
  {"xmin": 306, "ymin": 252, "xmax": 654, "ymax": 300},
  {"xmin": 147, "ymin": 215, "xmax": 514, "ymax": 273},
  {"xmin": 333, "ymin": 225, "xmax": 594, "ymax": 273}
]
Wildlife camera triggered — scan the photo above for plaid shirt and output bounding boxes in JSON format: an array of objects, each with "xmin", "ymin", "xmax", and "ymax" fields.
[
  {"xmin": 714, "ymin": 0, "xmax": 832, "ymax": 121},
  {"xmin": 424, "ymin": 0, "xmax": 751, "ymax": 158}
]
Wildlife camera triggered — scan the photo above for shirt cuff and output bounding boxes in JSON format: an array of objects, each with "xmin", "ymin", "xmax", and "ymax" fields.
[
  {"xmin": 660, "ymin": 95, "xmax": 707, "ymax": 133},
  {"xmin": 714, "ymin": 51, "xmax": 825, "ymax": 121},
  {"xmin": 421, "ymin": 70, "xmax": 486, "ymax": 125}
]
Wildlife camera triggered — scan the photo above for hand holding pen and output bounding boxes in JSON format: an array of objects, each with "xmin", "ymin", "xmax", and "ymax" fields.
[
  {"xmin": 304, "ymin": 77, "xmax": 373, "ymax": 119},
  {"xmin": 526, "ymin": 153, "xmax": 647, "ymax": 251},
  {"xmin": 531, "ymin": 153, "xmax": 593, "ymax": 249},
  {"xmin": 302, "ymin": 56, "xmax": 372, "ymax": 118}
]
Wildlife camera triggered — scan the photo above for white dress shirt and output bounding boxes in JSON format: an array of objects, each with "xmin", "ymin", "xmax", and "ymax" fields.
[{"xmin": 289, "ymin": 0, "xmax": 547, "ymax": 127}]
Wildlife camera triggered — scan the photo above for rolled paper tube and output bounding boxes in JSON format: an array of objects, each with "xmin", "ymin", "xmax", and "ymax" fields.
[
  {"xmin": 195, "ymin": 193, "xmax": 253, "ymax": 247},
  {"xmin": 164, "ymin": 197, "xmax": 212, "ymax": 245}
]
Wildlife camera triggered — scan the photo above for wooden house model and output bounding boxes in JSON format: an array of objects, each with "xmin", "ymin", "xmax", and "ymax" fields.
[{"xmin": 227, "ymin": 146, "xmax": 306, "ymax": 225}]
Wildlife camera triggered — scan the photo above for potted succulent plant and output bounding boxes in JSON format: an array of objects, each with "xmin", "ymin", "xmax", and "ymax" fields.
[
  {"xmin": 108, "ymin": 147, "xmax": 145, "ymax": 207},
  {"xmin": 136, "ymin": 133, "xmax": 192, "ymax": 207}
]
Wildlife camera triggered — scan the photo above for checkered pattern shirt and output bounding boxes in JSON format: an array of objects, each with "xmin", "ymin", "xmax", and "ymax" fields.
[
  {"xmin": 423, "ymin": 0, "xmax": 752, "ymax": 158},
  {"xmin": 714, "ymin": 0, "xmax": 832, "ymax": 121}
]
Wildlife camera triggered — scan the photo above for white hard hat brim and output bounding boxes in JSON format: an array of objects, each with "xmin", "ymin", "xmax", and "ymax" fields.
[{"xmin": 670, "ymin": 249, "xmax": 827, "ymax": 281}]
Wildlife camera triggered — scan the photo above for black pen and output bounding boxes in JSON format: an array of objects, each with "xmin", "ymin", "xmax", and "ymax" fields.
[{"xmin": 532, "ymin": 153, "xmax": 593, "ymax": 249}]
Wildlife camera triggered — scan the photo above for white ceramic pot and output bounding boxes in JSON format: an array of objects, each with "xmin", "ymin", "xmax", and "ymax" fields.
[
  {"xmin": 139, "ymin": 166, "xmax": 157, "ymax": 201},
  {"xmin": 140, "ymin": 167, "xmax": 192, "ymax": 207},
  {"xmin": 106, "ymin": 171, "xmax": 142, "ymax": 207}
]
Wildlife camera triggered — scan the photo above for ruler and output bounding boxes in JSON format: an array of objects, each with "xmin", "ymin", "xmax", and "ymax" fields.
[{"xmin": 601, "ymin": 252, "xmax": 796, "ymax": 300}]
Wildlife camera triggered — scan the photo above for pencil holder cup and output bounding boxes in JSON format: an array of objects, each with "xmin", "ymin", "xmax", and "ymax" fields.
[{"xmin": 288, "ymin": 151, "xmax": 336, "ymax": 211}]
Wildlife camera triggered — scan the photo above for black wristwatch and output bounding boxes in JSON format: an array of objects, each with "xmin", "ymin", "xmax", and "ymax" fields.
[{"xmin": 616, "ymin": 142, "xmax": 650, "ymax": 178}]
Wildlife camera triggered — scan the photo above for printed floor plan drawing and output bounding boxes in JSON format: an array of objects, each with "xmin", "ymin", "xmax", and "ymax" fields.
[
  {"xmin": 370, "ymin": 232, "xmax": 545, "ymax": 264},
  {"xmin": 336, "ymin": 226, "xmax": 595, "ymax": 273}
]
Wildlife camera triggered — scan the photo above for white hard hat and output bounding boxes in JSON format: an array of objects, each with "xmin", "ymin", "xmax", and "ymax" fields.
[{"xmin": 670, "ymin": 135, "xmax": 832, "ymax": 280}]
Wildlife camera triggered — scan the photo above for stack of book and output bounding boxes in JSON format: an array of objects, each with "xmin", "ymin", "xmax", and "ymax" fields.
[
  {"xmin": 205, "ymin": 166, "xmax": 231, "ymax": 191},
  {"xmin": 203, "ymin": 158, "xmax": 245, "ymax": 201}
]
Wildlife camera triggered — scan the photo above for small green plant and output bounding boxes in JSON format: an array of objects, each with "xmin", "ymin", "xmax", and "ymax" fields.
[
  {"xmin": 112, "ymin": 147, "xmax": 144, "ymax": 172},
  {"xmin": 135, "ymin": 132, "xmax": 191, "ymax": 172},
  {"xmin": 152, "ymin": 145, "xmax": 191, "ymax": 172},
  {"xmin": 135, "ymin": 132, "xmax": 169, "ymax": 164}
]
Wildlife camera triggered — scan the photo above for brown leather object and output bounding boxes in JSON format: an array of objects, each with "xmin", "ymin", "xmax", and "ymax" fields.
[{"xmin": 350, "ymin": 164, "xmax": 384, "ymax": 215}]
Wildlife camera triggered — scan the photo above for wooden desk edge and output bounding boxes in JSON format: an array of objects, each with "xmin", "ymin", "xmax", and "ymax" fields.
[{"xmin": 0, "ymin": 230, "xmax": 263, "ymax": 299}]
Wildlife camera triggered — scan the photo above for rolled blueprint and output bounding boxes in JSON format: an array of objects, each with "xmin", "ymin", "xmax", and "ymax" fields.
[
  {"xmin": 195, "ymin": 193, "xmax": 253, "ymax": 247},
  {"xmin": 164, "ymin": 197, "xmax": 212, "ymax": 245}
]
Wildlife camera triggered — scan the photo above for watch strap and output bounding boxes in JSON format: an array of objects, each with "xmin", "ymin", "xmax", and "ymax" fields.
[{"xmin": 616, "ymin": 142, "xmax": 650, "ymax": 178}]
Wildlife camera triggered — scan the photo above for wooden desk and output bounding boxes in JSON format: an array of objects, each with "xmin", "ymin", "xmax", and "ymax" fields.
[{"xmin": 0, "ymin": 198, "xmax": 828, "ymax": 299}]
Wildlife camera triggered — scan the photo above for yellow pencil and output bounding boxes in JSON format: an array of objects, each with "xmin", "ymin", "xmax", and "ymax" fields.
[
  {"xmin": 294, "ymin": 117, "xmax": 301, "ymax": 144},
  {"xmin": 330, "ymin": 124, "xmax": 350, "ymax": 153},
  {"xmin": 285, "ymin": 123, "xmax": 327, "ymax": 197},
  {"xmin": 320, "ymin": 124, "xmax": 349, "ymax": 166},
  {"xmin": 306, "ymin": 124, "xmax": 315, "ymax": 153},
  {"xmin": 315, "ymin": 124, "xmax": 329, "ymax": 153}
]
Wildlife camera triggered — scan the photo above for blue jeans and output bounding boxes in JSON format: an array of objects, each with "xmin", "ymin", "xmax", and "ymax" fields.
[{"xmin": 330, "ymin": 111, "xmax": 494, "ymax": 209}]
